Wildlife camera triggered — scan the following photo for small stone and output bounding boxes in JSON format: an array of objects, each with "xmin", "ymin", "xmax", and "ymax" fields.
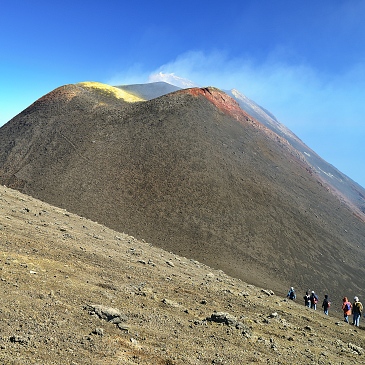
[
  {"xmin": 268, "ymin": 312, "xmax": 278, "ymax": 318},
  {"xmin": 92, "ymin": 328, "xmax": 104, "ymax": 336},
  {"xmin": 162, "ymin": 298, "xmax": 180, "ymax": 308},
  {"xmin": 117, "ymin": 323, "xmax": 129, "ymax": 332},
  {"xmin": 87, "ymin": 304, "xmax": 127, "ymax": 323},
  {"xmin": 209, "ymin": 312, "xmax": 238, "ymax": 327},
  {"xmin": 148, "ymin": 259, "xmax": 156, "ymax": 266},
  {"xmin": 9, "ymin": 336, "xmax": 28, "ymax": 345},
  {"xmin": 261, "ymin": 289, "xmax": 275, "ymax": 296}
]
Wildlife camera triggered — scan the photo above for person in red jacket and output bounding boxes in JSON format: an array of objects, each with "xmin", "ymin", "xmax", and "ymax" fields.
[{"xmin": 342, "ymin": 297, "xmax": 352, "ymax": 323}]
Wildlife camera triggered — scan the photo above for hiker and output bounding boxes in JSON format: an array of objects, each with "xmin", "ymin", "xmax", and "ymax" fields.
[
  {"xmin": 287, "ymin": 287, "xmax": 296, "ymax": 300},
  {"xmin": 310, "ymin": 291, "xmax": 318, "ymax": 310},
  {"xmin": 303, "ymin": 291, "xmax": 311, "ymax": 307},
  {"xmin": 342, "ymin": 297, "xmax": 352, "ymax": 323},
  {"xmin": 322, "ymin": 294, "xmax": 331, "ymax": 315},
  {"xmin": 352, "ymin": 296, "xmax": 363, "ymax": 327}
]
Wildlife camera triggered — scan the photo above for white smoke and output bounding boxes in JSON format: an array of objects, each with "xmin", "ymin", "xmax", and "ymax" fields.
[{"xmin": 148, "ymin": 72, "xmax": 198, "ymax": 88}]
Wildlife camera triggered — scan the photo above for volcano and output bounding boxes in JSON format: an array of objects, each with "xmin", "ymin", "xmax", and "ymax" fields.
[{"xmin": 0, "ymin": 81, "xmax": 364, "ymax": 304}]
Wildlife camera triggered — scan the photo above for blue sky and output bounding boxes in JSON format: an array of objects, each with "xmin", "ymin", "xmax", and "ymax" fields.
[{"xmin": 1, "ymin": 1, "xmax": 364, "ymax": 187}]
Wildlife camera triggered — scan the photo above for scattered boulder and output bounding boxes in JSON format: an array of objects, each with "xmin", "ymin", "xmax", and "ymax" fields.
[
  {"xmin": 91, "ymin": 328, "xmax": 104, "ymax": 336},
  {"xmin": 9, "ymin": 336, "xmax": 28, "ymax": 345},
  {"xmin": 162, "ymin": 298, "xmax": 181, "ymax": 308},
  {"xmin": 117, "ymin": 323, "xmax": 130, "ymax": 332},
  {"xmin": 208, "ymin": 312, "xmax": 238, "ymax": 327},
  {"xmin": 261, "ymin": 289, "xmax": 275, "ymax": 296},
  {"xmin": 86, "ymin": 304, "xmax": 128, "ymax": 324}
]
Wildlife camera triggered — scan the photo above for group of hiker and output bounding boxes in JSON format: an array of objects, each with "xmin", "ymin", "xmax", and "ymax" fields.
[{"xmin": 286, "ymin": 287, "xmax": 364, "ymax": 327}]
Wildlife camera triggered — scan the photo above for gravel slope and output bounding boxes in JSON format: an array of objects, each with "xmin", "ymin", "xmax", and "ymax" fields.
[{"xmin": 1, "ymin": 185, "xmax": 365, "ymax": 364}]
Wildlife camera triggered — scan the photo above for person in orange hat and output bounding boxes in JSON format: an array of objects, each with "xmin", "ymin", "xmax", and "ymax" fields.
[{"xmin": 342, "ymin": 297, "xmax": 352, "ymax": 323}]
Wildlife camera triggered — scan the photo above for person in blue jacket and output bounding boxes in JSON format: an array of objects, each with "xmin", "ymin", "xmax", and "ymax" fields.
[{"xmin": 287, "ymin": 287, "xmax": 296, "ymax": 300}]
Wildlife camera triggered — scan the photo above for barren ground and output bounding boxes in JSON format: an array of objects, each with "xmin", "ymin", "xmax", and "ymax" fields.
[{"xmin": 1, "ymin": 185, "xmax": 365, "ymax": 364}]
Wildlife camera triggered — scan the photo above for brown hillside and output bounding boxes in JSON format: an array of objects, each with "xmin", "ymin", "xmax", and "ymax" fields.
[
  {"xmin": 0, "ymin": 82, "xmax": 364, "ymax": 307},
  {"xmin": 1, "ymin": 184, "xmax": 365, "ymax": 364}
]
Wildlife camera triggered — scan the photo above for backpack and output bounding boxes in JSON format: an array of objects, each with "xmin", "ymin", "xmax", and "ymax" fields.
[
  {"xmin": 354, "ymin": 302, "xmax": 363, "ymax": 314},
  {"xmin": 344, "ymin": 303, "xmax": 351, "ymax": 311}
]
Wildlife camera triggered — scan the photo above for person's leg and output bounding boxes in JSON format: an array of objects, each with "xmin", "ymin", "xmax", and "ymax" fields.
[{"xmin": 355, "ymin": 314, "xmax": 360, "ymax": 326}]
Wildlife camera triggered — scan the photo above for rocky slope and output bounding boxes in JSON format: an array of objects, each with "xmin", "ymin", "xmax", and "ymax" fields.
[
  {"xmin": 0, "ymin": 82, "xmax": 364, "ymax": 308},
  {"xmin": 1, "ymin": 184, "xmax": 365, "ymax": 364},
  {"xmin": 227, "ymin": 88, "xmax": 365, "ymax": 217},
  {"xmin": 119, "ymin": 82, "xmax": 365, "ymax": 216}
]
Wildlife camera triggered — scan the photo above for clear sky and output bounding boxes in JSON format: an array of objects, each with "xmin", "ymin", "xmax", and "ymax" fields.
[{"xmin": 1, "ymin": 1, "xmax": 364, "ymax": 188}]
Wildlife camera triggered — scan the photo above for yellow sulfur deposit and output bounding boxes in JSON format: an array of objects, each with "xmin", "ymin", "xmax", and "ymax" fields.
[{"xmin": 78, "ymin": 81, "xmax": 145, "ymax": 102}]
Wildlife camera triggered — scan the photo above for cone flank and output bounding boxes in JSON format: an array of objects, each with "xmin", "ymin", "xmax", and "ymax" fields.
[{"xmin": 0, "ymin": 81, "xmax": 364, "ymax": 307}]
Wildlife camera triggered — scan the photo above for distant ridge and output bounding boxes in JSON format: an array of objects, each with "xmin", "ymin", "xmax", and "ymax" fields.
[
  {"xmin": 225, "ymin": 88, "xmax": 365, "ymax": 217},
  {"xmin": 0, "ymin": 81, "xmax": 365, "ymax": 305},
  {"xmin": 115, "ymin": 81, "xmax": 181, "ymax": 100}
]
